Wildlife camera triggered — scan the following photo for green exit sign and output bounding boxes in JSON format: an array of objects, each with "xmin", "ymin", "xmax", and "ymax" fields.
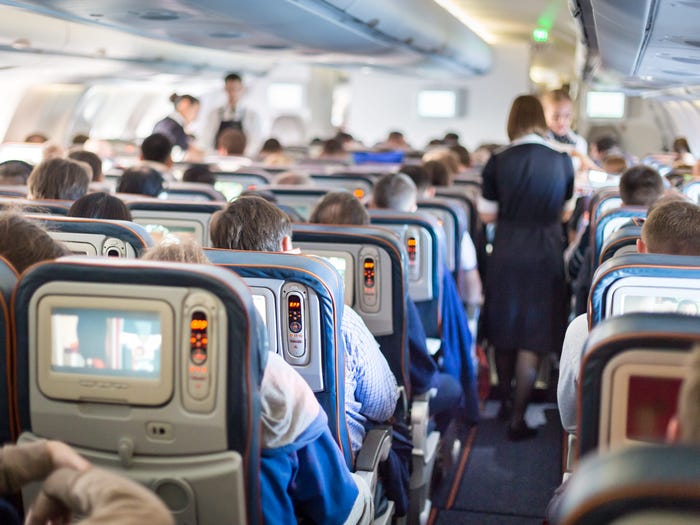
[{"xmin": 532, "ymin": 27, "xmax": 549, "ymax": 43}]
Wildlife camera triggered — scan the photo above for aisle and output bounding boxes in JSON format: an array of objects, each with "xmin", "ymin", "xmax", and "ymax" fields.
[{"xmin": 430, "ymin": 402, "xmax": 562, "ymax": 524}]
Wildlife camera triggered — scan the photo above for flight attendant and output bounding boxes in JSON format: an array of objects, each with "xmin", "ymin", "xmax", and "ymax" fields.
[
  {"xmin": 153, "ymin": 93, "xmax": 200, "ymax": 155},
  {"xmin": 478, "ymin": 94, "xmax": 575, "ymax": 440}
]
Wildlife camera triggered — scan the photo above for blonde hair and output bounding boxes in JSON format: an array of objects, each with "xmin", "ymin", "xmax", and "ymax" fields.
[{"xmin": 141, "ymin": 239, "xmax": 209, "ymax": 264}]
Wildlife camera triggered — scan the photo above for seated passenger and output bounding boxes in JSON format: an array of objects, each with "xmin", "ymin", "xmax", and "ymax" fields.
[
  {"xmin": 117, "ymin": 166, "xmax": 164, "ymax": 197},
  {"xmin": 0, "ymin": 160, "xmax": 33, "ymax": 186},
  {"xmin": 258, "ymin": 137, "xmax": 283, "ymax": 160},
  {"xmin": 182, "ymin": 163, "xmax": 216, "ymax": 186},
  {"xmin": 374, "ymin": 131, "xmax": 412, "ymax": 151},
  {"xmin": 371, "ymin": 173, "xmax": 478, "ymax": 424},
  {"xmin": 143, "ymin": 238, "xmax": 372, "ymax": 524},
  {"xmin": 210, "ymin": 195, "xmax": 399, "ymax": 454},
  {"xmin": 140, "ymin": 133, "xmax": 175, "ymax": 182},
  {"xmin": 0, "ymin": 440, "xmax": 173, "ymax": 525},
  {"xmin": 569, "ymin": 165, "xmax": 665, "ymax": 315},
  {"xmin": 68, "ymin": 192, "xmax": 132, "ymax": 221},
  {"xmin": 0, "ymin": 213, "xmax": 69, "ymax": 273},
  {"xmin": 309, "ymin": 191, "xmax": 463, "ymax": 431},
  {"xmin": 27, "ymin": 158, "xmax": 90, "ymax": 201},
  {"xmin": 217, "ymin": 128, "xmax": 247, "ymax": 157},
  {"xmin": 68, "ymin": 150, "xmax": 103, "ymax": 182},
  {"xmin": 558, "ymin": 199, "xmax": 700, "ymax": 435},
  {"xmin": 272, "ymin": 171, "xmax": 313, "ymax": 186}
]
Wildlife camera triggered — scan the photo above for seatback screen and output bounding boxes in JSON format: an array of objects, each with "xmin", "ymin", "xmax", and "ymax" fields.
[
  {"xmin": 51, "ymin": 308, "xmax": 161, "ymax": 379},
  {"xmin": 144, "ymin": 223, "xmax": 197, "ymax": 245}
]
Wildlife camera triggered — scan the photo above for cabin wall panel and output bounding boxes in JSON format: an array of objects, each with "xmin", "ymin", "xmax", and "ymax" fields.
[{"xmin": 344, "ymin": 44, "xmax": 529, "ymax": 150}]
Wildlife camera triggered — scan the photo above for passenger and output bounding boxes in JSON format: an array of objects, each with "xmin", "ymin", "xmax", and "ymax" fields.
[
  {"xmin": 68, "ymin": 192, "xmax": 132, "ymax": 221},
  {"xmin": 540, "ymin": 88, "xmax": 588, "ymax": 156},
  {"xmin": 311, "ymin": 189, "xmax": 464, "ymax": 433},
  {"xmin": 210, "ymin": 195, "xmax": 399, "ymax": 454},
  {"xmin": 375, "ymin": 131, "xmax": 412, "ymax": 151},
  {"xmin": 71, "ymin": 133, "xmax": 90, "ymax": 146},
  {"xmin": 153, "ymin": 93, "xmax": 201, "ymax": 157},
  {"xmin": 0, "ymin": 440, "xmax": 173, "ymax": 525},
  {"xmin": 41, "ymin": 142, "xmax": 65, "ymax": 162},
  {"xmin": 672, "ymin": 136, "xmax": 694, "ymax": 167},
  {"xmin": 24, "ymin": 133, "xmax": 48, "ymax": 144},
  {"xmin": 371, "ymin": 173, "xmax": 478, "ymax": 425},
  {"xmin": 443, "ymin": 132, "xmax": 460, "ymax": 146},
  {"xmin": 423, "ymin": 159, "xmax": 451, "ymax": 187},
  {"xmin": 558, "ymin": 200, "xmax": 700, "ymax": 435},
  {"xmin": 116, "ymin": 166, "xmax": 164, "ymax": 197},
  {"xmin": 589, "ymin": 135, "xmax": 622, "ymax": 166},
  {"xmin": 471, "ymin": 143, "xmax": 501, "ymax": 170},
  {"xmin": 208, "ymin": 72, "xmax": 261, "ymax": 153},
  {"xmin": 141, "ymin": 238, "xmax": 209, "ymax": 264},
  {"xmin": 216, "ymin": 128, "xmax": 247, "ymax": 156},
  {"xmin": 0, "ymin": 213, "xmax": 69, "ymax": 273},
  {"xmin": 263, "ymin": 152, "xmax": 293, "ymax": 167},
  {"xmin": 145, "ymin": 227, "xmax": 373, "ymax": 524},
  {"xmin": 0, "ymin": 160, "xmax": 33, "ymax": 185},
  {"xmin": 272, "ymin": 171, "xmax": 313, "ymax": 186},
  {"xmin": 182, "ymin": 163, "xmax": 216, "ymax": 186},
  {"xmin": 68, "ymin": 149, "xmax": 103, "ymax": 182},
  {"xmin": 140, "ymin": 133, "xmax": 175, "ymax": 182},
  {"xmin": 319, "ymin": 138, "xmax": 349, "ymax": 162},
  {"xmin": 450, "ymin": 144, "xmax": 471, "ymax": 172},
  {"xmin": 601, "ymin": 153, "xmax": 628, "ymax": 175},
  {"xmin": 422, "ymin": 148, "xmax": 460, "ymax": 182},
  {"xmin": 27, "ymin": 158, "xmax": 90, "ymax": 201},
  {"xmin": 258, "ymin": 137, "xmax": 283, "ymax": 160},
  {"xmin": 568, "ymin": 165, "xmax": 665, "ymax": 315},
  {"xmin": 478, "ymin": 94, "xmax": 575, "ymax": 441},
  {"xmin": 400, "ymin": 164, "xmax": 435, "ymax": 198}
]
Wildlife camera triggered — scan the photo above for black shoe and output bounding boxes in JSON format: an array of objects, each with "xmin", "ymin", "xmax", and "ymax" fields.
[
  {"xmin": 507, "ymin": 421, "xmax": 537, "ymax": 441},
  {"xmin": 497, "ymin": 400, "xmax": 512, "ymax": 421}
]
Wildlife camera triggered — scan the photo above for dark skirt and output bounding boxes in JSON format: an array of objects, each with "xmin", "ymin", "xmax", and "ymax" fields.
[{"xmin": 483, "ymin": 222, "xmax": 568, "ymax": 355}]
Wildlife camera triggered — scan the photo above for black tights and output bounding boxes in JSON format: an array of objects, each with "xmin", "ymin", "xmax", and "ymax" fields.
[{"xmin": 496, "ymin": 349, "xmax": 541, "ymax": 427}]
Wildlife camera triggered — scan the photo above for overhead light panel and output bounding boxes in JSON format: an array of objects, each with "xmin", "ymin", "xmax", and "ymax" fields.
[{"xmin": 432, "ymin": 0, "xmax": 496, "ymax": 44}]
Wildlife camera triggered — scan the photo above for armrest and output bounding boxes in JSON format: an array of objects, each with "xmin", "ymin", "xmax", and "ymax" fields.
[
  {"xmin": 354, "ymin": 427, "xmax": 392, "ymax": 496},
  {"xmin": 410, "ymin": 398, "xmax": 430, "ymax": 451},
  {"xmin": 355, "ymin": 427, "xmax": 392, "ymax": 472}
]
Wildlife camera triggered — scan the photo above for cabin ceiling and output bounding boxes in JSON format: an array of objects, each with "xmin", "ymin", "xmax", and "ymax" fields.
[{"xmin": 0, "ymin": 0, "xmax": 495, "ymax": 80}]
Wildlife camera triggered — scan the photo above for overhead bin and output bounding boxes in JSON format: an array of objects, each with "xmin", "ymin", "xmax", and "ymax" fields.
[
  {"xmin": 4, "ymin": 0, "xmax": 492, "ymax": 77},
  {"xmin": 573, "ymin": 0, "xmax": 700, "ymax": 86}
]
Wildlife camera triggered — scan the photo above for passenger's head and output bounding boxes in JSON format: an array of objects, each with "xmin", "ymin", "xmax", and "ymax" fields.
[
  {"xmin": 444, "ymin": 132, "xmax": 460, "ymax": 146},
  {"xmin": 170, "ymin": 93, "xmax": 200, "ymax": 124},
  {"xmin": 0, "ymin": 160, "xmax": 33, "ymax": 185},
  {"xmin": 210, "ymin": 195, "xmax": 291, "ymax": 252},
  {"xmin": 667, "ymin": 346, "xmax": 700, "ymax": 444},
  {"xmin": 260, "ymin": 138, "xmax": 283, "ymax": 155},
  {"xmin": 450, "ymin": 144, "xmax": 471, "ymax": 169},
  {"xmin": 71, "ymin": 133, "xmax": 90, "ymax": 145},
  {"xmin": 309, "ymin": 191, "xmax": 370, "ymax": 225},
  {"xmin": 273, "ymin": 171, "xmax": 313, "ymax": 186},
  {"xmin": 217, "ymin": 128, "xmax": 247, "ymax": 156},
  {"xmin": 637, "ymin": 200, "xmax": 700, "ymax": 256},
  {"xmin": 141, "ymin": 133, "xmax": 173, "ymax": 165},
  {"xmin": 24, "ymin": 133, "xmax": 48, "ymax": 143},
  {"xmin": 619, "ymin": 165, "xmax": 664, "ymax": 207},
  {"xmin": 0, "ymin": 213, "xmax": 69, "ymax": 273},
  {"xmin": 423, "ymin": 159, "xmax": 450, "ymax": 187},
  {"xmin": 540, "ymin": 89, "xmax": 574, "ymax": 137},
  {"xmin": 422, "ymin": 148, "xmax": 460, "ymax": 178},
  {"xmin": 117, "ymin": 166, "xmax": 164, "ymax": 197},
  {"xmin": 602, "ymin": 154, "xmax": 628, "ymax": 175},
  {"xmin": 372, "ymin": 172, "xmax": 417, "ymax": 212},
  {"xmin": 68, "ymin": 150, "xmax": 103, "ymax": 182},
  {"xmin": 507, "ymin": 94, "xmax": 547, "ymax": 141},
  {"xmin": 68, "ymin": 192, "xmax": 132, "ymax": 221},
  {"xmin": 400, "ymin": 164, "xmax": 433, "ymax": 198},
  {"xmin": 591, "ymin": 135, "xmax": 619, "ymax": 161},
  {"xmin": 321, "ymin": 139, "xmax": 344, "ymax": 157},
  {"xmin": 471, "ymin": 143, "xmax": 500, "ymax": 168},
  {"xmin": 673, "ymin": 137, "xmax": 691, "ymax": 155},
  {"xmin": 182, "ymin": 163, "xmax": 216, "ymax": 185},
  {"xmin": 27, "ymin": 158, "xmax": 90, "ymax": 201},
  {"xmin": 141, "ymin": 239, "xmax": 209, "ymax": 264},
  {"xmin": 224, "ymin": 72, "xmax": 244, "ymax": 107}
]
